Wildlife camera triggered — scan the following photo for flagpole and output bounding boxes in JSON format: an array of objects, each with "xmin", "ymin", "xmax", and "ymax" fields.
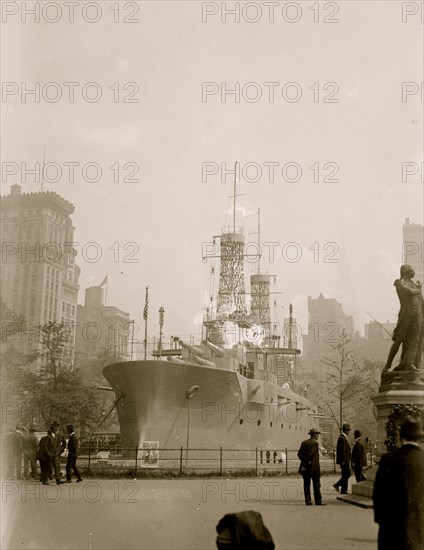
[
  {"xmin": 131, "ymin": 320, "xmax": 135, "ymax": 360},
  {"xmin": 143, "ymin": 286, "xmax": 149, "ymax": 360},
  {"xmin": 105, "ymin": 277, "xmax": 108, "ymax": 306}
]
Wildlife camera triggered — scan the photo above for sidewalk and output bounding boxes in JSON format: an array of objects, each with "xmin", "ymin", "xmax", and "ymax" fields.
[{"xmin": 1, "ymin": 475, "xmax": 378, "ymax": 549}]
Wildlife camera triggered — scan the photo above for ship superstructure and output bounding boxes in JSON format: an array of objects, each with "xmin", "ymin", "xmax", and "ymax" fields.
[{"xmin": 103, "ymin": 174, "xmax": 318, "ymax": 462}]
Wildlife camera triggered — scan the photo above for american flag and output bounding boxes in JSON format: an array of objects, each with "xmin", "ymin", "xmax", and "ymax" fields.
[{"xmin": 143, "ymin": 287, "xmax": 149, "ymax": 320}]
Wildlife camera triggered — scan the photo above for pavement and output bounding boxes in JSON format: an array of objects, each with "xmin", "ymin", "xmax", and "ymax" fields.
[{"xmin": 1, "ymin": 475, "xmax": 378, "ymax": 550}]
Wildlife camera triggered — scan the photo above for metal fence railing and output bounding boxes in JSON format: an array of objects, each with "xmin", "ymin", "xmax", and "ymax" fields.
[{"xmin": 74, "ymin": 446, "xmax": 376, "ymax": 476}]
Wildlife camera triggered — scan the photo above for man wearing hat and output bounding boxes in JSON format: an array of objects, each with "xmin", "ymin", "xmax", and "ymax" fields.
[
  {"xmin": 373, "ymin": 417, "xmax": 424, "ymax": 550},
  {"xmin": 23, "ymin": 427, "xmax": 38, "ymax": 480},
  {"xmin": 351, "ymin": 429, "xmax": 367, "ymax": 482},
  {"xmin": 334, "ymin": 423, "xmax": 352, "ymax": 494},
  {"xmin": 47, "ymin": 421, "xmax": 65, "ymax": 485},
  {"xmin": 297, "ymin": 428, "xmax": 326, "ymax": 505}
]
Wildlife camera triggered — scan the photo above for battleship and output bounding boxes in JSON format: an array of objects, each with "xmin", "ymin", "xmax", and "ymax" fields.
[{"xmin": 103, "ymin": 182, "xmax": 319, "ymax": 462}]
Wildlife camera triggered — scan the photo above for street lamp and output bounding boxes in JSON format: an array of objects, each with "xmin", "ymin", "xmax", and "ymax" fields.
[{"xmin": 185, "ymin": 385, "xmax": 200, "ymax": 467}]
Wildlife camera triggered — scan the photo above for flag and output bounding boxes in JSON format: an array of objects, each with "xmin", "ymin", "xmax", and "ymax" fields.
[
  {"xmin": 99, "ymin": 275, "xmax": 108, "ymax": 287},
  {"xmin": 143, "ymin": 287, "xmax": 149, "ymax": 320}
]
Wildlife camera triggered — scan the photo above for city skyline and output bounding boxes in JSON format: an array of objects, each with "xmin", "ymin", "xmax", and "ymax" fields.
[
  {"xmin": 1, "ymin": 181, "xmax": 421, "ymax": 350},
  {"xmin": 2, "ymin": 1, "xmax": 422, "ymax": 348}
]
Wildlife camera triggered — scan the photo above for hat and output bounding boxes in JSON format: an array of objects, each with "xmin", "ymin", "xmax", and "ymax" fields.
[
  {"xmin": 309, "ymin": 428, "xmax": 321, "ymax": 435},
  {"xmin": 342, "ymin": 423, "xmax": 351, "ymax": 432},
  {"xmin": 52, "ymin": 420, "xmax": 60, "ymax": 427},
  {"xmin": 400, "ymin": 418, "xmax": 424, "ymax": 441},
  {"xmin": 354, "ymin": 429, "xmax": 362, "ymax": 437}
]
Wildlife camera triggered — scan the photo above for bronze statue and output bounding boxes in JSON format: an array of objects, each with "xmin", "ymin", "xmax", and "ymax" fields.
[{"xmin": 383, "ymin": 264, "xmax": 423, "ymax": 374}]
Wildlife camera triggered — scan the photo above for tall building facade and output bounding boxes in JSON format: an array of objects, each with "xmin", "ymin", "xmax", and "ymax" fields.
[
  {"xmin": 403, "ymin": 218, "xmax": 424, "ymax": 284},
  {"xmin": 301, "ymin": 293, "xmax": 354, "ymax": 376},
  {"xmin": 1, "ymin": 184, "xmax": 80, "ymax": 357},
  {"xmin": 75, "ymin": 286, "xmax": 131, "ymax": 363}
]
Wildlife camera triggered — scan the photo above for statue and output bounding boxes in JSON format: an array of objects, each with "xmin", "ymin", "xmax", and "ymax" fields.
[{"xmin": 383, "ymin": 264, "xmax": 423, "ymax": 375}]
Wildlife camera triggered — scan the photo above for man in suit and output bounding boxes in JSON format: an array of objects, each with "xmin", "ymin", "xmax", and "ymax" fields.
[
  {"xmin": 351, "ymin": 429, "xmax": 367, "ymax": 482},
  {"xmin": 66, "ymin": 424, "xmax": 82, "ymax": 483},
  {"xmin": 297, "ymin": 428, "xmax": 326, "ymax": 505},
  {"xmin": 48, "ymin": 421, "xmax": 65, "ymax": 485},
  {"xmin": 333, "ymin": 423, "xmax": 351, "ymax": 494},
  {"xmin": 373, "ymin": 417, "xmax": 424, "ymax": 550},
  {"xmin": 37, "ymin": 433, "xmax": 54, "ymax": 485},
  {"xmin": 23, "ymin": 427, "xmax": 38, "ymax": 480}
]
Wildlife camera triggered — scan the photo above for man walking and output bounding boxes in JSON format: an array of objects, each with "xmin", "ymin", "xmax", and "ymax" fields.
[
  {"xmin": 297, "ymin": 428, "xmax": 326, "ymax": 505},
  {"xmin": 334, "ymin": 423, "xmax": 351, "ymax": 494},
  {"xmin": 48, "ymin": 421, "xmax": 64, "ymax": 485},
  {"xmin": 66, "ymin": 425, "xmax": 82, "ymax": 483},
  {"xmin": 351, "ymin": 429, "xmax": 367, "ymax": 482},
  {"xmin": 373, "ymin": 417, "xmax": 424, "ymax": 550},
  {"xmin": 37, "ymin": 433, "xmax": 53, "ymax": 485}
]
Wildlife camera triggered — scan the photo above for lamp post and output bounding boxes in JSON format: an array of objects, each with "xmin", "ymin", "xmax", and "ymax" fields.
[
  {"xmin": 185, "ymin": 385, "xmax": 200, "ymax": 467},
  {"xmin": 159, "ymin": 307, "xmax": 164, "ymax": 359}
]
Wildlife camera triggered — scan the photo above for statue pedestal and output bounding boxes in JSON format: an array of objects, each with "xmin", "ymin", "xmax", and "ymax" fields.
[{"xmin": 337, "ymin": 382, "xmax": 424, "ymax": 508}]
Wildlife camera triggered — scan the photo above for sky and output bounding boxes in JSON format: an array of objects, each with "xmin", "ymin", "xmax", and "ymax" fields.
[{"xmin": 2, "ymin": 1, "xmax": 423, "ymax": 353}]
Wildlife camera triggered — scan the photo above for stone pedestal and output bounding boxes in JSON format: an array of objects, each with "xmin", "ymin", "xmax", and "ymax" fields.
[{"xmin": 338, "ymin": 380, "xmax": 424, "ymax": 508}]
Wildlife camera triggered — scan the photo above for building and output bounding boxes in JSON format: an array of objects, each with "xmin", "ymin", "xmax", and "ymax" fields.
[
  {"xmin": 0, "ymin": 184, "xmax": 80, "ymax": 359},
  {"xmin": 75, "ymin": 286, "xmax": 131, "ymax": 363},
  {"xmin": 301, "ymin": 293, "xmax": 354, "ymax": 375},
  {"xmin": 403, "ymin": 218, "xmax": 423, "ymax": 284},
  {"xmin": 364, "ymin": 320, "xmax": 396, "ymax": 341}
]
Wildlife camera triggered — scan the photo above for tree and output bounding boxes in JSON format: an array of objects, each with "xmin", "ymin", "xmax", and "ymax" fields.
[
  {"xmin": 18, "ymin": 322, "xmax": 102, "ymax": 431},
  {"xmin": 318, "ymin": 330, "xmax": 379, "ymax": 433},
  {"xmin": 38, "ymin": 321, "xmax": 73, "ymax": 383}
]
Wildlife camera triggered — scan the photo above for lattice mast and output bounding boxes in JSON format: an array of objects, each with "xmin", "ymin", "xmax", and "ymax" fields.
[
  {"xmin": 216, "ymin": 162, "xmax": 247, "ymax": 319},
  {"xmin": 250, "ymin": 208, "xmax": 271, "ymax": 341}
]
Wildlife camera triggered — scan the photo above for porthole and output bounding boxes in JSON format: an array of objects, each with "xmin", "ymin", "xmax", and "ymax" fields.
[
  {"xmin": 239, "ymin": 419, "xmax": 243, "ymax": 425},
  {"xmin": 257, "ymin": 420, "xmax": 261, "ymax": 426}
]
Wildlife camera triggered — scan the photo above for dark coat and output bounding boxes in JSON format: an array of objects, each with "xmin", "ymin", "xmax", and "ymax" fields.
[
  {"xmin": 373, "ymin": 444, "xmax": 424, "ymax": 550},
  {"xmin": 47, "ymin": 431, "xmax": 63, "ymax": 456},
  {"xmin": 67, "ymin": 433, "xmax": 79, "ymax": 457},
  {"xmin": 297, "ymin": 437, "xmax": 320, "ymax": 476},
  {"xmin": 351, "ymin": 437, "xmax": 367, "ymax": 468},
  {"xmin": 216, "ymin": 511, "xmax": 275, "ymax": 549},
  {"xmin": 36, "ymin": 435, "xmax": 54, "ymax": 461},
  {"xmin": 336, "ymin": 433, "xmax": 351, "ymax": 465}
]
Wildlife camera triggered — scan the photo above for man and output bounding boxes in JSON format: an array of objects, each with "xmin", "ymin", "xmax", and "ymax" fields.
[
  {"xmin": 66, "ymin": 425, "xmax": 82, "ymax": 483},
  {"xmin": 373, "ymin": 417, "xmax": 424, "ymax": 550},
  {"xmin": 48, "ymin": 421, "xmax": 65, "ymax": 485},
  {"xmin": 334, "ymin": 423, "xmax": 351, "ymax": 494},
  {"xmin": 36, "ymin": 433, "xmax": 53, "ymax": 485},
  {"xmin": 297, "ymin": 428, "xmax": 326, "ymax": 505},
  {"xmin": 216, "ymin": 511, "xmax": 275, "ymax": 549},
  {"xmin": 23, "ymin": 427, "xmax": 38, "ymax": 480},
  {"xmin": 351, "ymin": 429, "xmax": 367, "ymax": 482},
  {"xmin": 13, "ymin": 426, "xmax": 26, "ymax": 479},
  {"xmin": 383, "ymin": 264, "xmax": 423, "ymax": 373}
]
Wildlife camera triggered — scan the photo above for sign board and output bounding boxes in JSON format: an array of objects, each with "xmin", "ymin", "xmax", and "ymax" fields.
[{"xmin": 140, "ymin": 441, "xmax": 159, "ymax": 468}]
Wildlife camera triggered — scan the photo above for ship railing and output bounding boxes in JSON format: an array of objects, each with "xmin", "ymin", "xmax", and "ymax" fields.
[{"xmin": 76, "ymin": 445, "xmax": 352, "ymax": 477}]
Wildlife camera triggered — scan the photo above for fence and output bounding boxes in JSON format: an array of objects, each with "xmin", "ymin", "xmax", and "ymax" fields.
[{"xmin": 75, "ymin": 445, "xmax": 375, "ymax": 477}]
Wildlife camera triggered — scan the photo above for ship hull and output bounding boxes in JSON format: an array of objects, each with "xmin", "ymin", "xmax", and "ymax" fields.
[{"xmin": 103, "ymin": 360, "xmax": 318, "ymax": 459}]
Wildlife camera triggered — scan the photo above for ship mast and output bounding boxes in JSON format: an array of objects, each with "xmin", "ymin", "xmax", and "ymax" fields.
[
  {"xmin": 250, "ymin": 207, "xmax": 271, "ymax": 343},
  {"xmin": 216, "ymin": 161, "xmax": 247, "ymax": 320}
]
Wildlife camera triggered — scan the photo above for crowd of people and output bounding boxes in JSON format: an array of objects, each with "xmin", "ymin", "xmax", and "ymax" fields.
[{"xmin": 4, "ymin": 421, "xmax": 82, "ymax": 485}]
